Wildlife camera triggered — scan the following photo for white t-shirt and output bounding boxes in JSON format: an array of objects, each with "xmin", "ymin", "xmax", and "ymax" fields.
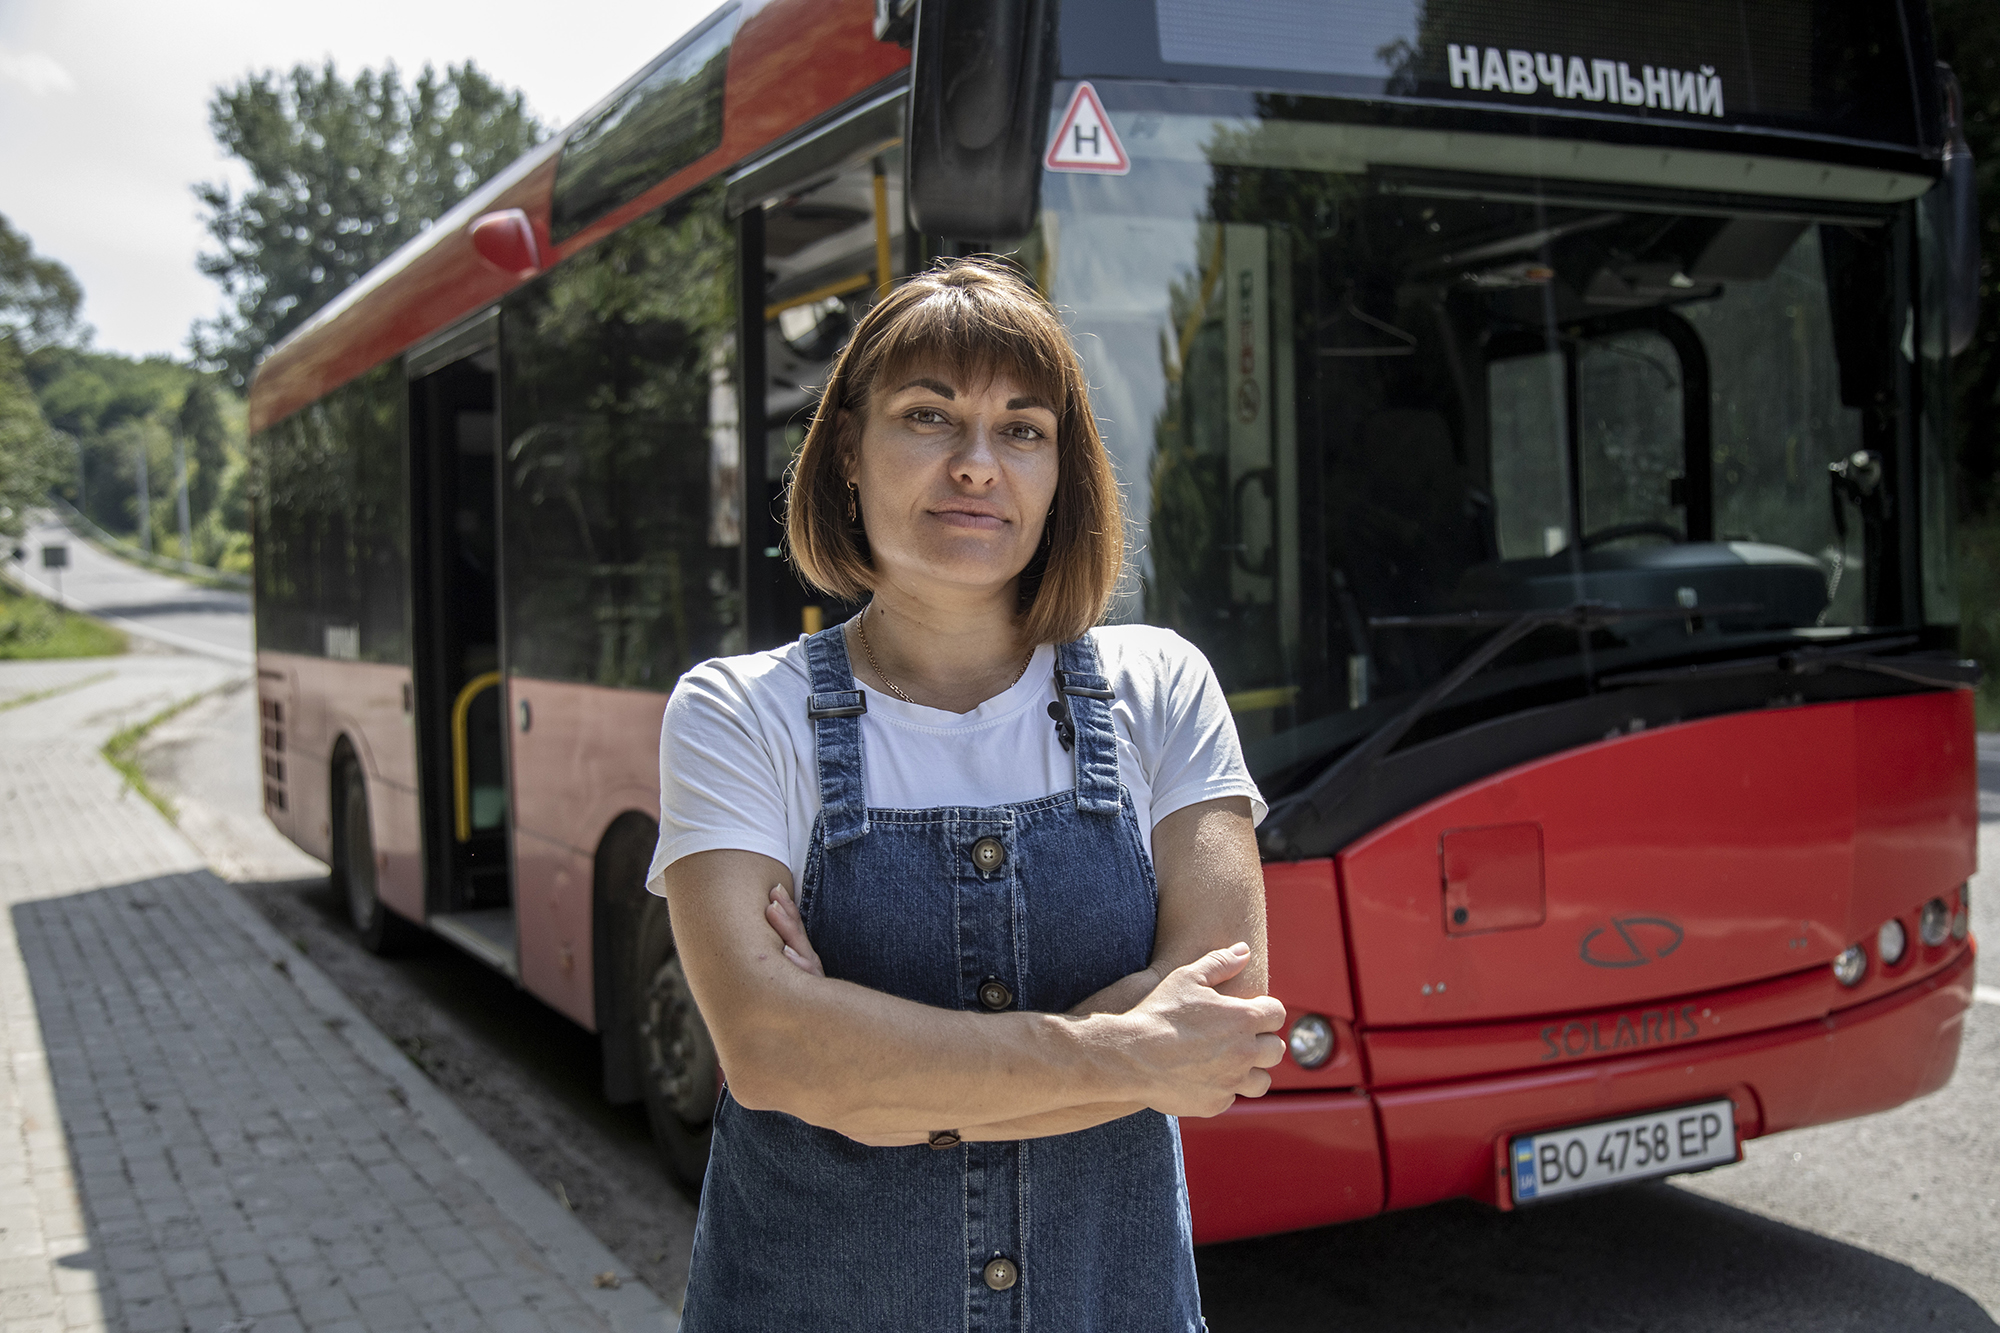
[{"xmin": 647, "ymin": 624, "xmax": 1265, "ymax": 894}]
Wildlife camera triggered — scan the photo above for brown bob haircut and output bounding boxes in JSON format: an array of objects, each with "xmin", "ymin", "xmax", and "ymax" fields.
[{"xmin": 785, "ymin": 257, "xmax": 1125, "ymax": 646}]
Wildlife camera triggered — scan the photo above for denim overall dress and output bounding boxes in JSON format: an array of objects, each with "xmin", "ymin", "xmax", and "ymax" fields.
[{"xmin": 678, "ymin": 626, "xmax": 1204, "ymax": 1332}]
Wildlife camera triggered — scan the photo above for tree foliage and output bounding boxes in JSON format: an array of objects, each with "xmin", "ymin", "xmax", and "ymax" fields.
[
  {"xmin": 178, "ymin": 381, "xmax": 230, "ymax": 520},
  {"xmin": 0, "ymin": 215, "xmax": 84, "ymax": 539},
  {"xmin": 0, "ymin": 342, "xmax": 66, "ymax": 541},
  {"xmin": 25, "ymin": 347, "xmax": 250, "ymax": 566},
  {"xmin": 193, "ymin": 60, "xmax": 545, "ymax": 386},
  {"xmin": 0, "ymin": 214, "xmax": 86, "ymax": 353}
]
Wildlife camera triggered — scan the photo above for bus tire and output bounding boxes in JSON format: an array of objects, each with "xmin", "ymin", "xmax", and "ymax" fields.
[
  {"xmin": 634, "ymin": 892, "xmax": 716, "ymax": 1193},
  {"xmin": 332, "ymin": 757, "xmax": 420, "ymax": 956}
]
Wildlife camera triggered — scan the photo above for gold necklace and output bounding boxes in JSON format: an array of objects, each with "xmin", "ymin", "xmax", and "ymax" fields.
[{"xmin": 855, "ymin": 609, "xmax": 1032, "ymax": 706}]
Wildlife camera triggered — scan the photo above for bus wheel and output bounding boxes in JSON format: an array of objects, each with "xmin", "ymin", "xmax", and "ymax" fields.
[
  {"xmin": 332, "ymin": 760, "xmax": 419, "ymax": 956},
  {"xmin": 635, "ymin": 897, "xmax": 716, "ymax": 1191}
]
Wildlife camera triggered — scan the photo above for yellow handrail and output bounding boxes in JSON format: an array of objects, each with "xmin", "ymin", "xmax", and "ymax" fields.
[
  {"xmin": 873, "ymin": 156, "xmax": 894, "ymax": 300},
  {"xmin": 1226, "ymin": 685, "xmax": 1300, "ymax": 715},
  {"xmin": 764, "ymin": 272, "xmax": 873, "ymax": 321},
  {"xmin": 451, "ymin": 671, "xmax": 502, "ymax": 842}
]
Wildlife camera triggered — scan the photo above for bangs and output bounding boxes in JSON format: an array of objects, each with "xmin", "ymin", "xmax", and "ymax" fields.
[{"xmin": 847, "ymin": 282, "xmax": 1069, "ymax": 415}]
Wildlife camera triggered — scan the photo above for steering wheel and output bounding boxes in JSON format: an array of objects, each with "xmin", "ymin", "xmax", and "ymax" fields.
[{"xmin": 1579, "ymin": 521, "xmax": 1684, "ymax": 551}]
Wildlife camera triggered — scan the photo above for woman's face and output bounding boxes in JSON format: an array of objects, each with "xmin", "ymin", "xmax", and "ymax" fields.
[{"xmin": 847, "ymin": 362, "xmax": 1060, "ymax": 605}]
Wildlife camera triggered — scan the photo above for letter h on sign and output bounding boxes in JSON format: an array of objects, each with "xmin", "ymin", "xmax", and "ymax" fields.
[
  {"xmin": 1643, "ymin": 65, "xmax": 1670, "ymax": 107},
  {"xmin": 1448, "ymin": 44, "xmax": 1479, "ymax": 89}
]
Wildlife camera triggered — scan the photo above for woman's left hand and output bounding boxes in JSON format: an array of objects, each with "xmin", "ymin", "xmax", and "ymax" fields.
[{"xmin": 765, "ymin": 885, "xmax": 825, "ymax": 977}]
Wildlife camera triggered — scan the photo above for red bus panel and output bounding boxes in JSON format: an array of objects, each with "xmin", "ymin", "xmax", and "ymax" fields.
[{"xmin": 1336, "ymin": 693, "xmax": 1974, "ymax": 1029}]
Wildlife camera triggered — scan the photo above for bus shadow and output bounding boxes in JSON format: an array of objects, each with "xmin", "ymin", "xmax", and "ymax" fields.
[
  {"xmin": 1197, "ymin": 1182, "xmax": 1995, "ymax": 1332},
  {"xmin": 9, "ymin": 868, "xmax": 693, "ymax": 1324},
  {"xmin": 8, "ymin": 870, "xmax": 383, "ymax": 1330},
  {"xmin": 80, "ymin": 597, "xmax": 250, "ymax": 620}
]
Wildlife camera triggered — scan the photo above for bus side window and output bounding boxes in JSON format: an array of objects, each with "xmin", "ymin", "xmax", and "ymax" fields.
[{"xmin": 500, "ymin": 181, "xmax": 745, "ymax": 690}]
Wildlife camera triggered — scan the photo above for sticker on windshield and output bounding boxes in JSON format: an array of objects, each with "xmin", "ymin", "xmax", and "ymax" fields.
[{"xmin": 1046, "ymin": 83, "xmax": 1130, "ymax": 175}]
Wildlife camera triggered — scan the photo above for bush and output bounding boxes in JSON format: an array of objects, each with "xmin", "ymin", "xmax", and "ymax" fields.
[
  {"xmin": 0, "ymin": 590, "xmax": 58, "ymax": 648},
  {"xmin": 0, "ymin": 582, "xmax": 125, "ymax": 658}
]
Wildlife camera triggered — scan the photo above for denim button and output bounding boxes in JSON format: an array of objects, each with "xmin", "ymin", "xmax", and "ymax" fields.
[
  {"xmin": 970, "ymin": 837, "xmax": 1007, "ymax": 874},
  {"xmin": 977, "ymin": 978, "xmax": 1013, "ymax": 1011},
  {"xmin": 982, "ymin": 1256, "xmax": 1018, "ymax": 1291}
]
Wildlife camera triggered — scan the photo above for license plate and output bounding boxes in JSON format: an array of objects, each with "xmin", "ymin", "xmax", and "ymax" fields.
[{"xmin": 1510, "ymin": 1098, "xmax": 1737, "ymax": 1204}]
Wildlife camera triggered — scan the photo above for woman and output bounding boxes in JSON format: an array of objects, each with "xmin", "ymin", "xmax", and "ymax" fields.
[{"xmin": 650, "ymin": 258, "xmax": 1285, "ymax": 1330}]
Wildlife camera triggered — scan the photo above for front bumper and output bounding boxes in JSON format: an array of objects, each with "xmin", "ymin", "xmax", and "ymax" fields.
[{"xmin": 1182, "ymin": 943, "xmax": 1974, "ymax": 1244}]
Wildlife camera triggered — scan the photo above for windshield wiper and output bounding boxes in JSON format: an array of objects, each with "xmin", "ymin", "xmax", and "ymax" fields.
[
  {"xmin": 1259, "ymin": 600, "xmax": 1757, "ymax": 855},
  {"xmin": 1597, "ymin": 635, "xmax": 1980, "ymax": 690}
]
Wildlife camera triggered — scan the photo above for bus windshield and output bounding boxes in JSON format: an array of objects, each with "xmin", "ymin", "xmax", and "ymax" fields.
[{"xmin": 1036, "ymin": 97, "xmax": 1918, "ymax": 796}]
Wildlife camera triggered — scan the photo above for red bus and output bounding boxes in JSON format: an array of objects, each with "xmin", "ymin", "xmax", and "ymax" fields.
[{"xmin": 248, "ymin": 0, "xmax": 1982, "ymax": 1241}]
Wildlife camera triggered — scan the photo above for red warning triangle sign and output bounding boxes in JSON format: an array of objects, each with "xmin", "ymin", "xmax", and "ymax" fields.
[{"xmin": 1044, "ymin": 82, "xmax": 1130, "ymax": 175}]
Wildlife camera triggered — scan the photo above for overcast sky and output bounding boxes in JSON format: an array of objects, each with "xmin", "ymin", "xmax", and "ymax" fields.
[{"xmin": 0, "ymin": 0, "xmax": 721, "ymax": 360}]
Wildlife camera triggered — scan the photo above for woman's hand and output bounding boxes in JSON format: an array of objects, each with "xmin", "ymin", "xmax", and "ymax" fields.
[
  {"xmin": 1115, "ymin": 943, "xmax": 1287, "ymax": 1118},
  {"xmin": 765, "ymin": 884, "xmax": 824, "ymax": 977}
]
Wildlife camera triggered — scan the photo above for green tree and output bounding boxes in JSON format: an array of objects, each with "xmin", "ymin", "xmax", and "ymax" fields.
[
  {"xmin": 22, "ymin": 345, "xmax": 248, "ymax": 562},
  {"xmin": 0, "ymin": 216, "xmax": 83, "ymax": 538},
  {"xmin": 177, "ymin": 380, "xmax": 229, "ymax": 519},
  {"xmin": 0, "ymin": 342, "xmax": 66, "ymax": 540},
  {"xmin": 0, "ymin": 214, "xmax": 86, "ymax": 352},
  {"xmin": 192, "ymin": 61, "xmax": 545, "ymax": 386}
]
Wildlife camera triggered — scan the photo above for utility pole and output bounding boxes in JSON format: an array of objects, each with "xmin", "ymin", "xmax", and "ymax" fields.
[
  {"xmin": 173, "ymin": 421, "xmax": 192, "ymax": 562},
  {"xmin": 134, "ymin": 434, "xmax": 152, "ymax": 554}
]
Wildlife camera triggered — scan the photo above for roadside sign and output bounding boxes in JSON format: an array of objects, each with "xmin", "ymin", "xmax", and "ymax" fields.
[
  {"xmin": 1045, "ymin": 82, "xmax": 1130, "ymax": 175},
  {"xmin": 41, "ymin": 545, "xmax": 68, "ymax": 570}
]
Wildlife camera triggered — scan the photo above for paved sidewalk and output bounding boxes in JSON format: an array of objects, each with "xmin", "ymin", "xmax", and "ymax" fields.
[{"xmin": 0, "ymin": 656, "xmax": 672, "ymax": 1333}]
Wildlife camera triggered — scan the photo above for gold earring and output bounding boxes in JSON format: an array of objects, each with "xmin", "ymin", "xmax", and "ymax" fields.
[{"xmin": 847, "ymin": 482, "xmax": 858, "ymax": 523}]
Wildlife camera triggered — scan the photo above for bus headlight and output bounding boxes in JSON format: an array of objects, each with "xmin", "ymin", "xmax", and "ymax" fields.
[
  {"xmin": 1953, "ymin": 883, "xmax": 1970, "ymax": 942},
  {"xmin": 1877, "ymin": 918, "xmax": 1907, "ymax": 967},
  {"xmin": 1832, "ymin": 945, "xmax": 1867, "ymax": 987},
  {"xmin": 1287, "ymin": 1014, "xmax": 1336, "ymax": 1069},
  {"xmin": 1919, "ymin": 898, "xmax": 1951, "ymax": 948}
]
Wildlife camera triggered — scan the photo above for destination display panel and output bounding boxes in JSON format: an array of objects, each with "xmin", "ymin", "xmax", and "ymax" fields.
[{"xmin": 1062, "ymin": 0, "xmax": 1930, "ymax": 157}]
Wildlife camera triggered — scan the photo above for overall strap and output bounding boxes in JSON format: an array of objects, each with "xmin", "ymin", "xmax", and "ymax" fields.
[
  {"xmin": 802, "ymin": 625, "xmax": 869, "ymax": 847},
  {"xmin": 1053, "ymin": 633, "xmax": 1122, "ymax": 815}
]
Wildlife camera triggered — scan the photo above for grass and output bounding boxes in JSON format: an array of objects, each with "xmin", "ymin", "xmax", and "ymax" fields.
[
  {"xmin": 0, "ymin": 581, "xmax": 126, "ymax": 659},
  {"xmin": 100, "ymin": 687, "xmax": 214, "ymax": 822},
  {"xmin": 0, "ymin": 669, "xmax": 116, "ymax": 715}
]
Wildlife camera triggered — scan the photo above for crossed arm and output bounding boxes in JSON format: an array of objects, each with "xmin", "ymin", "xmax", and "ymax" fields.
[{"xmin": 657, "ymin": 795, "xmax": 1287, "ymax": 1146}]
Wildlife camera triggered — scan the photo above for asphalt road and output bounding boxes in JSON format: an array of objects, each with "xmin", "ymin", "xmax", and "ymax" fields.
[
  {"xmin": 5, "ymin": 511, "xmax": 251, "ymax": 663},
  {"xmin": 60, "ymin": 533, "xmax": 1997, "ymax": 1327}
]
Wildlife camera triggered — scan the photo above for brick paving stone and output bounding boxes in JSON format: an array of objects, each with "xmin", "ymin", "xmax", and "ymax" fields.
[{"xmin": 0, "ymin": 657, "xmax": 669, "ymax": 1330}]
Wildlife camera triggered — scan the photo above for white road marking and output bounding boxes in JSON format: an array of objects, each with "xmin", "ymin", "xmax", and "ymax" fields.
[{"xmin": 1975, "ymin": 985, "xmax": 2000, "ymax": 1007}]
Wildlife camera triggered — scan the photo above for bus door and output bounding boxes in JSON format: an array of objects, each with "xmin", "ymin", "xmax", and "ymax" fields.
[{"xmin": 407, "ymin": 326, "xmax": 518, "ymax": 975}]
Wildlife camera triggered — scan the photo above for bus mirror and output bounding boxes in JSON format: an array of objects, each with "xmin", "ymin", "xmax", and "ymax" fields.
[
  {"xmin": 905, "ymin": 0, "xmax": 1057, "ymax": 243},
  {"xmin": 1940, "ymin": 65, "xmax": 1980, "ymax": 356},
  {"xmin": 468, "ymin": 209, "xmax": 544, "ymax": 279}
]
